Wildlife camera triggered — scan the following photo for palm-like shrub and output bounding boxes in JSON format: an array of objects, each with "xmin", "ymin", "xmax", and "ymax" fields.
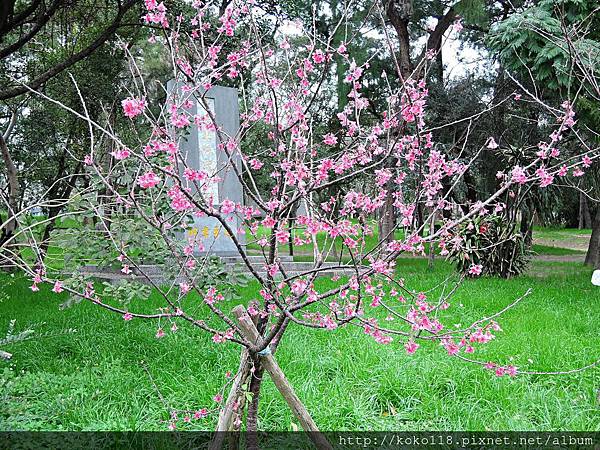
[{"xmin": 447, "ymin": 215, "xmax": 531, "ymax": 278}]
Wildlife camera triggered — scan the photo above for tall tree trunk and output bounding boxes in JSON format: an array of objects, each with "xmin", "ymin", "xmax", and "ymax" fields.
[
  {"xmin": 381, "ymin": 1, "xmax": 413, "ymax": 246},
  {"xmin": 0, "ymin": 133, "xmax": 20, "ymax": 267},
  {"xmin": 427, "ymin": 212, "xmax": 435, "ymax": 269},
  {"xmin": 39, "ymin": 163, "xmax": 82, "ymax": 258},
  {"xmin": 331, "ymin": 0, "xmax": 350, "ymax": 112},
  {"xmin": 579, "ymin": 192, "xmax": 592, "ymax": 229},
  {"xmin": 520, "ymin": 199, "xmax": 534, "ymax": 249},
  {"xmin": 383, "ymin": 2, "xmax": 457, "ymax": 246},
  {"xmin": 585, "ymin": 208, "xmax": 600, "ymax": 268},
  {"xmin": 379, "ymin": 173, "xmax": 397, "ymax": 244}
]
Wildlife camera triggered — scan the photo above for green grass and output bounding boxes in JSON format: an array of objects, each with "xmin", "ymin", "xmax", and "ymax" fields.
[
  {"xmin": 247, "ymin": 225, "xmax": 589, "ymax": 258},
  {"xmin": 533, "ymin": 226, "xmax": 592, "ymax": 238},
  {"xmin": 531, "ymin": 244, "xmax": 584, "ymax": 256},
  {"xmin": 1, "ymin": 259, "xmax": 599, "ymax": 432},
  {"xmin": 8, "ymin": 220, "xmax": 590, "ymax": 270}
]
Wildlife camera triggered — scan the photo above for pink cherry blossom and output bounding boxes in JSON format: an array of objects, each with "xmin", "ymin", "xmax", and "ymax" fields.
[
  {"xmin": 52, "ymin": 281, "xmax": 64, "ymax": 293},
  {"xmin": 138, "ymin": 172, "xmax": 161, "ymax": 189},
  {"xmin": 582, "ymin": 155, "xmax": 592, "ymax": 167},
  {"xmin": 468, "ymin": 264, "xmax": 483, "ymax": 276},
  {"xmin": 557, "ymin": 165, "xmax": 568, "ymax": 176},
  {"xmin": 110, "ymin": 148, "xmax": 131, "ymax": 160},
  {"xmin": 404, "ymin": 341, "xmax": 419, "ymax": 354},
  {"xmin": 323, "ymin": 133, "xmax": 337, "ymax": 146},
  {"xmin": 220, "ymin": 199, "xmax": 236, "ymax": 214},
  {"xmin": 121, "ymin": 97, "xmax": 146, "ymax": 118},
  {"xmin": 486, "ymin": 137, "xmax": 499, "ymax": 149},
  {"xmin": 511, "ymin": 166, "xmax": 527, "ymax": 184},
  {"xmin": 249, "ymin": 158, "xmax": 263, "ymax": 170}
]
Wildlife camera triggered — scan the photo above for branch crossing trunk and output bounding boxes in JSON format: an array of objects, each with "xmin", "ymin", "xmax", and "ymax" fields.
[{"xmin": 208, "ymin": 305, "xmax": 334, "ymax": 450}]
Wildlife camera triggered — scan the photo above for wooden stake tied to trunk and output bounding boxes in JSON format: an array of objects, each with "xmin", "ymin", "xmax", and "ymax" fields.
[
  {"xmin": 208, "ymin": 348, "xmax": 251, "ymax": 450},
  {"xmin": 220, "ymin": 305, "xmax": 333, "ymax": 450}
]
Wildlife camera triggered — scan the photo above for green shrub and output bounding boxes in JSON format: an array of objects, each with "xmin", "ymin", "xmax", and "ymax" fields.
[{"xmin": 447, "ymin": 215, "xmax": 531, "ymax": 278}]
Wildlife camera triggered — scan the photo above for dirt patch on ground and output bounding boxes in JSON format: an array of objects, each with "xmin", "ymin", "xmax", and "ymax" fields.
[
  {"xmin": 533, "ymin": 235, "xmax": 591, "ymax": 252},
  {"xmin": 533, "ymin": 254, "xmax": 585, "ymax": 263}
]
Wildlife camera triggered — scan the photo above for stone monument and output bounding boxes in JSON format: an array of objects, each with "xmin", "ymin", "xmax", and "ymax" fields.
[{"xmin": 169, "ymin": 82, "xmax": 245, "ymax": 256}]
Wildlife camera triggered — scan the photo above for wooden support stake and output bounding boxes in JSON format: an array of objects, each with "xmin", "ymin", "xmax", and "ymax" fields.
[
  {"xmin": 209, "ymin": 348, "xmax": 251, "ymax": 450},
  {"xmin": 232, "ymin": 305, "xmax": 333, "ymax": 450}
]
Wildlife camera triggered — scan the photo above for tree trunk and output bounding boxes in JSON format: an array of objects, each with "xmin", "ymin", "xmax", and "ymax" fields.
[
  {"xmin": 231, "ymin": 306, "xmax": 332, "ymax": 450},
  {"xmin": 288, "ymin": 202, "xmax": 299, "ymax": 257},
  {"xmin": 584, "ymin": 208, "xmax": 600, "ymax": 268},
  {"xmin": 331, "ymin": 0, "xmax": 350, "ymax": 112},
  {"xmin": 520, "ymin": 199, "xmax": 534, "ymax": 249},
  {"xmin": 0, "ymin": 133, "xmax": 20, "ymax": 268},
  {"xmin": 39, "ymin": 168, "xmax": 82, "ymax": 258},
  {"xmin": 381, "ymin": 1, "xmax": 414, "ymax": 247},
  {"xmin": 427, "ymin": 213, "xmax": 435, "ymax": 270},
  {"xmin": 209, "ymin": 349, "xmax": 251, "ymax": 450},
  {"xmin": 245, "ymin": 360, "xmax": 264, "ymax": 450},
  {"xmin": 379, "ymin": 174, "xmax": 397, "ymax": 244},
  {"xmin": 579, "ymin": 192, "xmax": 592, "ymax": 229}
]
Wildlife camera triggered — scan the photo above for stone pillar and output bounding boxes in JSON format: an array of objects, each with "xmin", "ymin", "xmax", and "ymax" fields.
[{"xmin": 169, "ymin": 82, "xmax": 245, "ymax": 256}]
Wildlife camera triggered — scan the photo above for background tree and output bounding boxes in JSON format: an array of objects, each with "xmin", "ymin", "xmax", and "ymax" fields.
[
  {"xmin": 488, "ymin": 0, "xmax": 600, "ymax": 266},
  {"xmin": 0, "ymin": 0, "xmax": 141, "ymax": 260}
]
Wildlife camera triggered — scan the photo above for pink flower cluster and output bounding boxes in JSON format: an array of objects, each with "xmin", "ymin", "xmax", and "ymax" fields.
[
  {"xmin": 138, "ymin": 171, "xmax": 161, "ymax": 189},
  {"xmin": 121, "ymin": 97, "xmax": 146, "ymax": 119}
]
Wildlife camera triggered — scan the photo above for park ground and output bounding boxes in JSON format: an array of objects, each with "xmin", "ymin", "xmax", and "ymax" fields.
[{"xmin": 0, "ymin": 227, "xmax": 599, "ymax": 431}]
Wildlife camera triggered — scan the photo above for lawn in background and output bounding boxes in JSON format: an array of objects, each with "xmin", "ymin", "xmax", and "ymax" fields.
[{"xmin": 1, "ymin": 258, "xmax": 599, "ymax": 431}]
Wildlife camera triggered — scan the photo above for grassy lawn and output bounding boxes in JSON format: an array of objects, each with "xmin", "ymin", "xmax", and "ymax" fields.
[
  {"xmin": 247, "ymin": 226, "xmax": 587, "ymax": 258},
  {"xmin": 533, "ymin": 227, "xmax": 591, "ymax": 254},
  {"xmin": 8, "ymin": 223, "xmax": 589, "ymax": 271},
  {"xmin": 531, "ymin": 244, "xmax": 584, "ymax": 256},
  {"xmin": 1, "ymin": 259, "xmax": 599, "ymax": 431}
]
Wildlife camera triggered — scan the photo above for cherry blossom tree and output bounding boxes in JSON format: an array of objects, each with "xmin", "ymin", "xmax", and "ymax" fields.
[{"xmin": 3, "ymin": 1, "xmax": 599, "ymax": 448}]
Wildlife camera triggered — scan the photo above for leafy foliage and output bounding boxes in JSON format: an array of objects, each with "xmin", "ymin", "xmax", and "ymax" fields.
[
  {"xmin": 488, "ymin": 0, "xmax": 600, "ymax": 92},
  {"xmin": 1, "ymin": 319, "xmax": 76, "ymax": 359},
  {"xmin": 58, "ymin": 214, "xmax": 171, "ymax": 270},
  {"xmin": 448, "ymin": 215, "xmax": 532, "ymax": 278}
]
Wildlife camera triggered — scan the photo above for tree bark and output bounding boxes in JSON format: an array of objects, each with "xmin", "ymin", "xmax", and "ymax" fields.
[
  {"xmin": 386, "ymin": 0, "xmax": 413, "ymax": 79},
  {"xmin": 520, "ymin": 199, "xmax": 534, "ymax": 249},
  {"xmin": 0, "ymin": 0, "xmax": 64, "ymax": 59},
  {"xmin": 0, "ymin": 133, "xmax": 20, "ymax": 261},
  {"xmin": 232, "ymin": 306, "xmax": 332, "ymax": 450},
  {"xmin": 585, "ymin": 207, "xmax": 600, "ymax": 268},
  {"xmin": 381, "ymin": 1, "xmax": 415, "ymax": 246},
  {"xmin": 427, "ymin": 212, "xmax": 435, "ymax": 269},
  {"xmin": 39, "ymin": 160, "xmax": 82, "ymax": 258},
  {"xmin": 245, "ymin": 360, "xmax": 264, "ymax": 450},
  {"xmin": 579, "ymin": 192, "xmax": 592, "ymax": 229},
  {"xmin": 379, "ymin": 175, "xmax": 397, "ymax": 244}
]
